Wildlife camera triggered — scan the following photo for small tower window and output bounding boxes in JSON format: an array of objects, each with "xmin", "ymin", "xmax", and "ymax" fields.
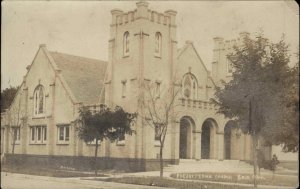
[
  {"xmin": 121, "ymin": 80, "xmax": 127, "ymax": 98},
  {"xmin": 12, "ymin": 127, "xmax": 20, "ymax": 143},
  {"xmin": 155, "ymin": 32, "xmax": 162, "ymax": 57},
  {"xmin": 155, "ymin": 82, "xmax": 161, "ymax": 98},
  {"xmin": 33, "ymin": 85, "xmax": 45, "ymax": 116},
  {"xmin": 155, "ymin": 125, "xmax": 160, "ymax": 141},
  {"xmin": 123, "ymin": 31, "xmax": 130, "ymax": 56}
]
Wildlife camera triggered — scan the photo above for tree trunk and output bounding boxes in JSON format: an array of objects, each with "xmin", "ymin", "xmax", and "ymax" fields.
[
  {"xmin": 12, "ymin": 130, "xmax": 16, "ymax": 155},
  {"xmin": 252, "ymin": 133, "xmax": 258, "ymax": 188},
  {"xmin": 94, "ymin": 139, "xmax": 99, "ymax": 176},
  {"xmin": 249, "ymin": 98, "xmax": 258, "ymax": 188},
  {"xmin": 159, "ymin": 142, "xmax": 163, "ymax": 177}
]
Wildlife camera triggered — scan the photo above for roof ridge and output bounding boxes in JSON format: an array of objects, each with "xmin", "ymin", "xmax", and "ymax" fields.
[{"xmin": 49, "ymin": 51, "xmax": 107, "ymax": 63}]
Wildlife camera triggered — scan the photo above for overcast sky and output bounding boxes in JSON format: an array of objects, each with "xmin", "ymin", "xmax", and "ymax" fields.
[{"xmin": 2, "ymin": 1, "xmax": 299, "ymax": 89}]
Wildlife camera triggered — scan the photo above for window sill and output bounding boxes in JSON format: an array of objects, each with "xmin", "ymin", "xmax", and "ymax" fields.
[
  {"xmin": 29, "ymin": 142, "xmax": 46, "ymax": 145},
  {"xmin": 154, "ymin": 54, "xmax": 161, "ymax": 58},
  {"xmin": 123, "ymin": 55, "xmax": 129, "ymax": 58},
  {"xmin": 11, "ymin": 142, "xmax": 20, "ymax": 145},
  {"xmin": 116, "ymin": 141, "xmax": 125, "ymax": 146},
  {"xmin": 87, "ymin": 142, "xmax": 100, "ymax": 146},
  {"xmin": 56, "ymin": 142, "xmax": 70, "ymax": 145},
  {"xmin": 32, "ymin": 115, "xmax": 46, "ymax": 119}
]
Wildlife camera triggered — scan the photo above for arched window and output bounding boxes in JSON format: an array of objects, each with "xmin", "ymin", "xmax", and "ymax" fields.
[
  {"xmin": 155, "ymin": 32, "xmax": 162, "ymax": 56},
  {"xmin": 33, "ymin": 85, "xmax": 45, "ymax": 115},
  {"xmin": 123, "ymin": 31, "xmax": 130, "ymax": 56},
  {"xmin": 182, "ymin": 74, "xmax": 198, "ymax": 99}
]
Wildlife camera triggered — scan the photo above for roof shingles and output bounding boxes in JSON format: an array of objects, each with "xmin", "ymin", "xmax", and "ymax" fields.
[{"xmin": 50, "ymin": 52, "xmax": 107, "ymax": 105}]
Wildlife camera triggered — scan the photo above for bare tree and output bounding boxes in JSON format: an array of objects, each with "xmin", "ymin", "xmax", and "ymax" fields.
[
  {"xmin": 141, "ymin": 81, "xmax": 180, "ymax": 177},
  {"xmin": 8, "ymin": 91, "xmax": 26, "ymax": 155}
]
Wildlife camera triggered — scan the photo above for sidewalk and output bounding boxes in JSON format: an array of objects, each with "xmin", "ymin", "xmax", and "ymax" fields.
[
  {"xmin": 82, "ymin": 173, "xmax": 297, "ymax": 189},
  {"xmin": 102, "ymin": 161, "xmax": 298, "ymax": 189},
  {"xmin": 114, "ymin": 160, "xmax": 298, "ymax": 178},
  {"xmin": 169, "ymin": 178, "xmax": 298, "ymax": 189},
  {"xmin": 1, "ymin": 172, "xmax": 171, "ymax": 189}
]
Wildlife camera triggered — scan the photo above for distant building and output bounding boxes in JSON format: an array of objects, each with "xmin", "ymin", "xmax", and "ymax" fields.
[{"xmin": 1, "ymin": 2, "xmax": 293, "ymax": 171}]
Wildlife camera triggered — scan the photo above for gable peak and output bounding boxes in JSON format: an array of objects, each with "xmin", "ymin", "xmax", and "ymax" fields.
[
  {"xmin": 39, "ymin": 44, "xmax": 47, "ymax": 48},
  {"xmin": 185, "ymin": 40, "xmax": 193, "ymax": 45}
]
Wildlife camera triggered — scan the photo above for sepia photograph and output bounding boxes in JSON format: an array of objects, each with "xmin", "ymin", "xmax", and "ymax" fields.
[{"xmin": 1, "ymin": 1, "xmax": 299, "ymax": 188}]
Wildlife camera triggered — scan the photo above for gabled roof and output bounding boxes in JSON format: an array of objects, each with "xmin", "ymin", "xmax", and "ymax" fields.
[
  {"xmin": 50, "ymin": 52, "xmax": 107, "ymax": 105},
  {"xmin": 177, "ymin": 41, "xmax": 209, "ymax": 73},
  {"xmin": 177, "ymin": 41, "xmax": 217, "ymax": 88}
]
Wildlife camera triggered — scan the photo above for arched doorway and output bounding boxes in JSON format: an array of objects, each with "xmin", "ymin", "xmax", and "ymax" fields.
[
  {"xmin": 201, "ymin": 119, "xmax": 218, "ymax": 159},
  {"xmin": 179, "ymin": 116, "xmax": 195, "ymax": 159},
  {"xmin": 224, "ymin": 120, "xmax": 238, "ymax": 159}
]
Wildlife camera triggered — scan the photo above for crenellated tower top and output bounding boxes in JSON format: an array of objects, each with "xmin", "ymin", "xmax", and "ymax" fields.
[
  {"xmin": 110, "ymin": 1, "xmax": 177, "ymax": 27},
  {"xmin": 212, "ymin": 32, "xmax": 251, "ymax": 84}
]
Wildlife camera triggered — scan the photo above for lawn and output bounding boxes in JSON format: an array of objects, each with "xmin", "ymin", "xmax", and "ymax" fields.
[{"xmin": 102, "ymin": 174, "xmax": 298, "ymax": 189}]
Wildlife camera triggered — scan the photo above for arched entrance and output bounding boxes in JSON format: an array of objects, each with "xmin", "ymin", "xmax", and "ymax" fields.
[
  {"xmin": 179, "ymin": 116, "xmax": 195, "ymax": 159},
  {"xmin": 201, "ymin": 119, "xmax": 218, "ymax": 159},
  {"xmin": 224, "ymin": 120, "xmax": 238, "ymax": 159}
]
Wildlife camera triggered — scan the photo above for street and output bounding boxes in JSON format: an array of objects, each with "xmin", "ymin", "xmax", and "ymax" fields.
[{"xmin": 1, "ymin": 172, "xmax": 169, "ymax": 189}]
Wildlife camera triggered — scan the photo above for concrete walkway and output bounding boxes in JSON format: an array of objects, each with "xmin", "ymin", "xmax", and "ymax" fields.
[
  {"xmin": 2, "ymin": 160, "xmax": 297, "ymax": 189},
  {"xmin": 109, "ymin": 159, "xmax": 298, "ymax": 189},
  {"xmin": 120, "ymin": 159, "xmax": 275, "ymax": 177},
  {"xmin": 1, "ymin": 172, "xmax": 171, "ymax": 189},
  {"xmin": 171, "ymin": 178, "xmax": 297, "ymax": 189}
]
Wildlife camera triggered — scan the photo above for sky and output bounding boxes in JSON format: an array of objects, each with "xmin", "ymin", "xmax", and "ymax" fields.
[{"xmin": 1, "ymin": 0, "xmax": 299, "ymax": 90}]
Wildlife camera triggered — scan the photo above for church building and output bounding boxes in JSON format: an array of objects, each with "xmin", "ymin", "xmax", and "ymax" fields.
[{"xmin": 1, "ymin": 2, "xmax": 273, "ymax": 171}]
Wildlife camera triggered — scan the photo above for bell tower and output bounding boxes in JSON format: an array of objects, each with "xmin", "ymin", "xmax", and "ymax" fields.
[
  {"xmin": 104, "ymin": 1, "xmax": 178, "ymax": 161},
  {"xmin": 105, "ymin": 1, "xmax": 177, "ymax": 111}
]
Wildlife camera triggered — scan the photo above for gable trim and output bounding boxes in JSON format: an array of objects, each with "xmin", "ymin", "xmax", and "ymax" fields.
[
  {"xmin": 42, "ymin": 47, "xmax": 79, "ymax": 104},
  {"xmin": 97, "ymin": 61, "xmax": 110, "ymax": 105},
  {"xmin": 177, "ymin": 42, "xmax": 217, "ymax": 87}
]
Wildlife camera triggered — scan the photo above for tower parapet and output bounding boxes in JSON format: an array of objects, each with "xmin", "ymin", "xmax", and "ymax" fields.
[
  {"xmin": 212, "ymin": 32, "xmax": 251, "ymax": 85},
  {"xmin": 213, "ymin": 37, "xmax": 224, "ymax": 50},
  {"xmin": 136, "ymin": 1, "xmax": 149, "ymax": 19},
  {"xmin": 165, "ymin": 9, "xmax": 177, "ymax": 26},
  {"xmin": 111, "ymin": 9, "xmax": 123, "ymax": 25},
  {"xmin": 110, "ymin": 2, "xmax": 176, "ymax": 27}
]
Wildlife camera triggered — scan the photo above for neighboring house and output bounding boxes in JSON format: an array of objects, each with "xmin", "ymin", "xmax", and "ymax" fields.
[{"xmin": 1, "ymin": 1, "xmax": 295, "ymax": 171}]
